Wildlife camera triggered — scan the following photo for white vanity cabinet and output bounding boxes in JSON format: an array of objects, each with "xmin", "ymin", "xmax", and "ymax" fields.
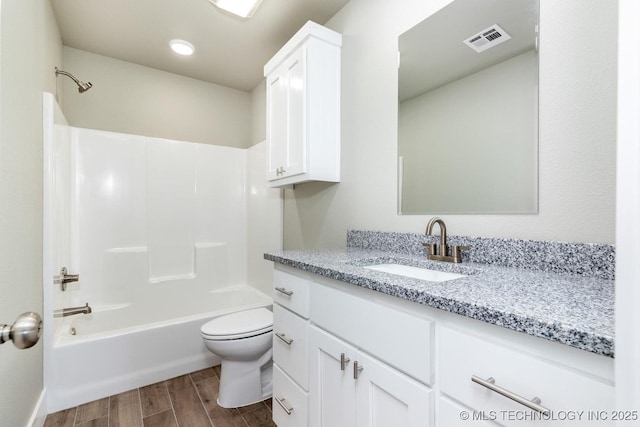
[
  {"xmin": 263, "ymin": 21, "xmax": 341, "ymax": 188},
  {"xmin": 270, "ymin": 264, "xmax": 615, "ymax": 427}
]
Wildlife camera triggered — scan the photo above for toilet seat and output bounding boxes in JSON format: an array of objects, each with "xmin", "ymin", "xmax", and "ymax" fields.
[{"xmin": 201, "ymin": 308, "xmax": 273, "ymax": 340}]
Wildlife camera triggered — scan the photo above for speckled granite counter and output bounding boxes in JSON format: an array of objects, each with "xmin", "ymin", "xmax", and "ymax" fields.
[{"xmin": 264, "ymin": 246, "xmax": 615, "ymax": 357}]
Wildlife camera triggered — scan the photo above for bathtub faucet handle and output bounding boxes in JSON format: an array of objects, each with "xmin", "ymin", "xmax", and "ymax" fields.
[{"xmin": 54, "ymin": 267, "xmax": 79, "ymax": 291}]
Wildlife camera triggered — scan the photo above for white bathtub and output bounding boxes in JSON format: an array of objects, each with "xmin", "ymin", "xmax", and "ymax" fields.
[{"xmin": 48, "ymin": 286, "xmax": 272, "ymax": 412}]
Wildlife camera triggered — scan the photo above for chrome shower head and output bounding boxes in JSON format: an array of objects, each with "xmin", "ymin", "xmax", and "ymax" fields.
[{"xmin": 55, "ymin": 67, "xmax": 93, "ymax": 94}]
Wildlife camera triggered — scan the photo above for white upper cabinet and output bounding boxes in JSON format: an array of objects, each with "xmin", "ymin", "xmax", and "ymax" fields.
[{"xmin": 264, "ymin": 21, "xmax": 341, "ymax": 188}]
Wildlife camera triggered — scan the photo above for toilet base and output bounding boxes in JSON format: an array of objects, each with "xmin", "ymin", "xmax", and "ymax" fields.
[{"xmin": 217, "ymin": 348, "xmax": 273, "ymax": 408}]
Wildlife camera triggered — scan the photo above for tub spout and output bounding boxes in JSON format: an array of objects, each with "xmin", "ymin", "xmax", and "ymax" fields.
[{"xmin": 54, "ymin": 303, "xmax": 92, "ymax": 318}]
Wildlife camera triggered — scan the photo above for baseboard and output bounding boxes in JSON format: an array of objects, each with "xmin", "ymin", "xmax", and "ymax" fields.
[{"xmin": 27, "ymin": 388, "xmax": 47, "ymax": 427}]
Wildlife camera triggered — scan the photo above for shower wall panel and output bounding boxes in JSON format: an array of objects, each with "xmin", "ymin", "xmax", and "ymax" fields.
[
  {"xmin": 69, "ymin": 128, "xmax": 249, "ymax": 306},
  {"xmin": 147, "ymin": 139, "xmax": 196, "ymax": 281}
]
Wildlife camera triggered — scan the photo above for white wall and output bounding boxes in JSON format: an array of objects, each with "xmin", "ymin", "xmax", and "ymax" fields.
[
  {"xmin": 251, "ymin": 80, "xmax": 267, "ymax": 146},
  {"xmin": 281, "ymin": 0, "xmax": 617, "ymax": 248},
  {"xmin": 0, "ymin": 0, "xmax": 63, "ymax": 425},
  {"xmin": 62, "ymin": 47, "xmax": 252, "ymax": 148}
]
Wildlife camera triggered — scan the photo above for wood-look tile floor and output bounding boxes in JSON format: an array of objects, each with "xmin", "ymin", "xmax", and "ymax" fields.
[{"xmin": 44, "ymin": 366, "xmax": 276, "ymax": 427}]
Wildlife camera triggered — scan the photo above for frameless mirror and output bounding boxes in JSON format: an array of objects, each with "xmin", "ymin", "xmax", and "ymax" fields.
[{"xmin": 398, "ymin": 0, "xmax": 539, "ymax": 214}]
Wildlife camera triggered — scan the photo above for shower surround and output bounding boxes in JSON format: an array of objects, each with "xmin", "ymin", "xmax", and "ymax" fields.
[{"xmin": 43, "ymin": 93, "xmax": 281, "ymax": 411}]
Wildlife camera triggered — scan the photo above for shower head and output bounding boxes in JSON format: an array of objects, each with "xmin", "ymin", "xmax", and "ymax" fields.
[{"xmin": 55, "ymin": 67, "xmax": 93, "ymax": 93}]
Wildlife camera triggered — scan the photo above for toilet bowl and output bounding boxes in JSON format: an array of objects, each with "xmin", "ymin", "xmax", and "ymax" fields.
[{"xmin": 201, "ymin": 307, "xmax": 273, "ymax": 408}]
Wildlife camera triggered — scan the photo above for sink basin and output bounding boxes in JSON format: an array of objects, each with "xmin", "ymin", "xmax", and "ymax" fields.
[{"xmin": 364, "ymin": 263, "xmax": 467, "ymax": 282}]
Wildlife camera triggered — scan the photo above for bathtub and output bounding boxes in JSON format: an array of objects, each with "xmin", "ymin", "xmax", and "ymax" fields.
[{"xmin": 48, "ymin": 285, "xmax": 272, "ymax": 412}]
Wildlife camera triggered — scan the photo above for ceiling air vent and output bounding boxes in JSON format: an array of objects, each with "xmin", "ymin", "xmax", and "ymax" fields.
[{"xmin": 463, "ymin": 24, "xmax": 511, "ymax": 53}]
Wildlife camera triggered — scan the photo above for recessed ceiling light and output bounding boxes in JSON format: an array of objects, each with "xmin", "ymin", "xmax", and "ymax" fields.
[
  {"xmin": 208, "ymin": 0, "xmax": 263, "ymax": 18},
  {"xmin": 170, "ymin": 39, "xmax": 195, "ymax": 56}
]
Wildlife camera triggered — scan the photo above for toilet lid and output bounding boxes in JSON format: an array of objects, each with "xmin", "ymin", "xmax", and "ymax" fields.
[{"xmin": 201, "ymin": 307, "xmax": 273, "ymax": 337}]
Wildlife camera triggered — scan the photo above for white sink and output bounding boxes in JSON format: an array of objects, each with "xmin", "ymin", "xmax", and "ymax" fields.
[{"xmin": 364, "ymin": 263, "xmax": 467, "ymax": 282}]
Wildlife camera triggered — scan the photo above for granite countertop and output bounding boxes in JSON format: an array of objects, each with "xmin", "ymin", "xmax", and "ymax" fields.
[{"xmin": 264, "ymin": 247, "xmax": 615, "ymax": 357}]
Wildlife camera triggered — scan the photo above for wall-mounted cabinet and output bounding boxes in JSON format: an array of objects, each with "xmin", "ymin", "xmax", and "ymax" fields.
[{"xmin": 264, "ymin": 21, "xmax": 341, "ymax": 188}]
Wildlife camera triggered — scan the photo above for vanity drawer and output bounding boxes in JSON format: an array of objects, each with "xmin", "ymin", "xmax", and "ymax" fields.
[
  {"xmin": 273, "ymin": 365, "xmax": 308, "ymax": 427},
  {"xmin": 439, "ymin": 396, "xmax": 497, "ymax": 426},
  {"xmin": 273, "ymin": 268, "xmax": 310, "ymax": 318},
  {"xmin": 310, "ymin": 282, "xmax": 434, "ymax": 385},
  {"xmin": 273, "ymin": 304, "xmax": 309, "ymax": 390},
  {"xmin": 440, "ymin": 327, "xmax": 614, "ymax": 426}
]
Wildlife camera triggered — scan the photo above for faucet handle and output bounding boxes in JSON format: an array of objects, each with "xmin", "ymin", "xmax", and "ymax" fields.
[
  {"xmin": 422, "ymin": 242, "xmax": 437, "ymax": 255},
  {"xmin": 451, "ymin": 245, "xmax": 469, "ymax": 262}
]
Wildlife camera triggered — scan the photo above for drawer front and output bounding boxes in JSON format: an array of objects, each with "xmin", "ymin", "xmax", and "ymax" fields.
[
  {"xmin": 440, "ymin": 327, "xmax": 614, "ymax": 426},
  {"xmin": 273, "ymin": 268, "xmax": 310, "ymax": 318},
  {"xmin": 439, "ymin": 396, "xmax": 498, "ymax": 426},
  {"xmin": 273, "ymin": 304, "xmax": 309, "ymax": 389},
  {"xmin": 310, "ymin": 282, "xmax": 434, "ymax": 385},
  {"xmin": 273, "ymin": 365, "xmax": 309, "ymax": 427}
]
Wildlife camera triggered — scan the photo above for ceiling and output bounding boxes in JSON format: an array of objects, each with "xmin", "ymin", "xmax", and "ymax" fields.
[{"xmin": 50, "ymin": 0, "xmax": 350, "ymax": 92}]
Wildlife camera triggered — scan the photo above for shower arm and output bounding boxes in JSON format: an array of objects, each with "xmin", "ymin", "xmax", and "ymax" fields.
[{"xmin": 55, "ymin": 67, "xmax": 93, "ymax": 93}]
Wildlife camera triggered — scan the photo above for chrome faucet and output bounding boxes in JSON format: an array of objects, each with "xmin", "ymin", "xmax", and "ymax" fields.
[
  {"xmin": 54, "ymin": 303, "xmax": 92, "ymax": 318},
  {"xmin": 423, "ymin": 217, "xmax": 468, "ymax": 263}
]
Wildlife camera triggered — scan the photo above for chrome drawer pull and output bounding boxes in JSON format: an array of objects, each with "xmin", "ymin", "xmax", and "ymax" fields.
[
  {"xmin": 275, "ymin": 287, "xmax": 294, "ymax": 296},
  {"xmin": 353, "ymin": 360, "xmax": 364, "ymax": 379},
  {"xmin": 471, "ymin": 375, "xmax": 550, "ymax": 415},
  {"xmin": 274, "ymin": 396, "xmax": 293, "ymax": 415},
  {"xmin": 340, "ymin": 352, "xmax": 350, "ymax": 371},
  {"xmin": 275, "ymin": 332, "xmax": 294, "ymax": 345}
]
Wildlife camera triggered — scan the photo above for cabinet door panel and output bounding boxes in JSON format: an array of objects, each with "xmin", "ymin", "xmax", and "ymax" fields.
[
  {"xmin": 309, "ymin": 326, "xmax": 356, "ymax": 427},
  {"xmin": 284, "ymin": 47, "xmax": 306, "ymax": 178},
  {"xmin": 355, "ymin": 351, "xmax": 433, "ymax": 427},
  {"xmin": 267, "ymin": 72, "xmax": 287, "ymax": 180}
]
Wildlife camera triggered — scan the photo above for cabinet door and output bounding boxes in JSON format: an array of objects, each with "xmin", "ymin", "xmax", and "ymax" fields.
[
  {"xmin": 266, "ymin": 70, "xmax": 287, "ymax": 180},
  {"xmin": 354, "ymin": 351, "xmax": 433, "ymax": 427},
  {"xmin": 266, "ymin": 47, "xmax": 307, "ymax": 181},
  {"xmin": 309, "ymin": 326, "xmax": 356, "ymax": 427}
]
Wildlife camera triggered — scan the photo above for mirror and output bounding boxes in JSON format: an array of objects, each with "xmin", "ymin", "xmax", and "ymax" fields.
[{"xmin": 398, "ymin": 0, "xmax": 539, "ymax": 214}]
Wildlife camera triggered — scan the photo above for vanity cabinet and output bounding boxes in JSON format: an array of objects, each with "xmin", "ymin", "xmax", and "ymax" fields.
[
  {"xmin": 263, "ymin": 21, "xmax": 341, "ymax": 188},
  {"xmin": 270, "ymin": 264, "xmax": 614, "ymax": 427}
]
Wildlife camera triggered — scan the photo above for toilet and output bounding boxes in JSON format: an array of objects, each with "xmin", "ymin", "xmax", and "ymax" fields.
[{"xmin": 201, "ymin": 307, "xmax": 273, "ymax": 408}]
